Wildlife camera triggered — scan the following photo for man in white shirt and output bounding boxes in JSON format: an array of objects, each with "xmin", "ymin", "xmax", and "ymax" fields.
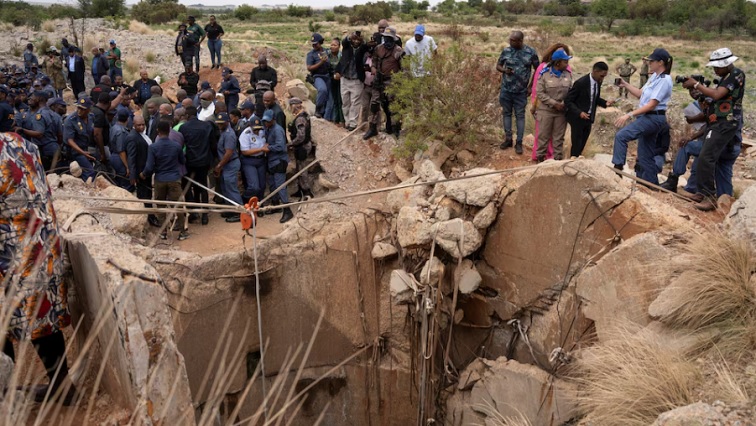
[{"xmin": 403, "ymin": 25, "xmax": 437, "ymax": 78}]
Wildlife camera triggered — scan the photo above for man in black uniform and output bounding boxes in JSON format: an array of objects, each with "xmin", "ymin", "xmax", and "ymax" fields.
[{"xmin": 682, "ymin": 47, "xmax": 746, "ymax": 211}]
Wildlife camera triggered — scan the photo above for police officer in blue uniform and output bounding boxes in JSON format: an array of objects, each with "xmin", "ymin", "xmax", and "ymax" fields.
[
  {"xmin": 0, "ymin": 86, "xmax": 15, "ymax": 132},
  {"xmin": 63, "ymin": 97, "xmax": 96, "ymax": 181},
  {"xmin": 15, "ymin": 91, "xmax": 62, "ymax": 171}
]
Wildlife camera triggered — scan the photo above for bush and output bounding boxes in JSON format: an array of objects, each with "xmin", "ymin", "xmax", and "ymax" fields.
[
  {"xmin": 387, "ymin": 44, "xmax": 502, "ymax": 157},
  {"xmin": 333, "ymin": 5, "xmax": 351, "ymax": 14},
  {"xmin": 308, "ymin": 20, "xmax": 322, "ymax": 33},
  {"xmin": 286, "ymin": 5, "xmax": 313, "ymax": 17},
  {"xmin": 324, "ymin": 11, "xmax": 336, "ymax": 21},
  {"xmin": 555, "ymin": 21, "xmax": 576, "ymax": 36},
  {"xmin": 234, "ymin": 5, "xmax": 258, "ymax": 20},
  {"xmin": 130, "ymin": 0, "xmax": 186, "ymax": 24},
  {"xmin": 349, "ymin": 1, "xmax": 393, "ymax": 24}
]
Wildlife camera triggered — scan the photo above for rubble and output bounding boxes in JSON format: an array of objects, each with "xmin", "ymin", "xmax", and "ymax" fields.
[
  {"xmin": 396, "ymin": 206, "xmax": 433, "ymax": 248},
  {"xmin": 455, "ymin": 259, "xmax": 482, "ymax": 294},
  {"xmin": 371, "ymin": 242, "xmax": 398, "ymax": 259},
  {"xmin": 431, "ymin": 218, "xmax": 483, "ymax": 259},
  {"xmin": 390, "ymin": 269, "xmax": 417, "ymax": 303},
  {"xmin": 434, "ymin": 167, "xmax": 504, "ymax": 206},
  {"xmin": 472, "ymin": 202, "xmax": 497, "ymax": 229},
  {"xmin": 420, "ymin": 256, "xmax": 445, "ymax": 285}
]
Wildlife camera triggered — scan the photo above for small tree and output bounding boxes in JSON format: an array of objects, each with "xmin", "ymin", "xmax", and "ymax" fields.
[
  {"xmin": 234, "ymin": 4, "xmax": 257, "ymax": 20},
  {"xmin": 592, "ymin": 0, "xmax": 627, "ymax": 31}
]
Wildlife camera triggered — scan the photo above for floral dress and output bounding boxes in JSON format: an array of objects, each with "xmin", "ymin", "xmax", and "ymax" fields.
[{"xmin": 0, "ymin": 132, "xmax": 70, "ymax": 342}]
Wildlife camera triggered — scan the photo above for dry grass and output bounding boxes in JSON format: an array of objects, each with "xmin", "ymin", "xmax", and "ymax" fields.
[
  {"xmin": 655, "ymin": 232, "xmax": 756, "ymax": 360},
  {"xmin": 476, "ymin": 401, "xmax": 533, "ymax": 426},
  {"xmin": 123, "ymin": 58, "xmax": 140, "ymax": 76},
  {"xmin": 42, "ymin": 20, "xmax": 55, "ymax": 33},
  {"xmin": 144, "ymin": 51, "xmax": 156, "ymax": 63},
  {"xmin": 128, "ymin": 20, "xmax": 153, "ymax": 35},
  {"xmin": 575, "ymin": 326, "xmax": 700, "ymax": 426}
]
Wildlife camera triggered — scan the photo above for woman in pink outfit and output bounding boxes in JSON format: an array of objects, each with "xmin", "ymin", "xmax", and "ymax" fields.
[{"xmin": 530, "ymin": 43, "xmax": 572, "ymax": 161}]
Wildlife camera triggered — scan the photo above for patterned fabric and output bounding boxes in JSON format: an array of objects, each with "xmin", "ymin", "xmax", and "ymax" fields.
[
  {"xmin": 0, "ymin": 132, "xmax": 70, "ymax": 342},
  {"xmin": 709, "ymin": 67, "xmax": 745, "ymax": 122},
  {"xmin": 497, "ymin": 45, "xmax": 539, "ymax": 94}
]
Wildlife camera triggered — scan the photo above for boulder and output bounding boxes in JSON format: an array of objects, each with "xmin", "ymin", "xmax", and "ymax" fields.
[
  {"xmin": 420, "ymin": 256, "xmax": 445, "ymax": 285},
  {"xmin": 432, "ymin": 219, "xmax": 483, "ymax": 259},
  {"xmin": 371, "ymin": 242, "xmax": 398, "ymax": 260},
  {"xmin": 419, "ymin": 141, "xmax": 454, "ymax": 170},
  {"xmin": 576, "ymin": 233, "xmax": 673, "ymax": 342},
  {"xmin": 285, "ymin": 79, "xmax": 310, "ymax": 100},
  {"xmin": 434, "ymin": 168, "xmax": 504, "ymax": 207},
  {"xmin": 387, "ymin": 176, "xmax": 429, "ymax": 213},
  {"xmin": 446, "ymin": 357, "xmax": 579, "ymax": 426},
  {"xmin": 415, "ymin": 159, "xmax": 445, "ymax": 183},
  {"xmin": 396, "ymin": 206, "xmax": 433, "ymax": 248},
  {"xmin": 724, "ymin": 185, "xmax": 756, "ymax": 242},
  {"xmin": 652, "ymin": 403, "xmax": 724, "ymax": 426},
  {"xmin": 455, "ymin": 260, "xmax": 481, "ymax": 294},
  {"xmin": 318, "ymin": 174, "xmax": 339, "ymax": 190},
  {"xmin": 455, "ymin": 149, "xmax": 475, "ymax": 168},
  {"xmin": 592, "ymin": 153, "xmax": 614, "ymax": 167},
  {"xmin": 100, "ymin": 185, "xmax": 147, "ymax": 237},
  {"xmin": 390, "ymin": 269, "xmax": 417, "ymax": 303},
  {"xmin": 46, "ymin": 173, "xmax": 61, "ymax": 189},
  {"xmin": 472, "ymin": 202, "xmax": 497, "ymax": 229}
]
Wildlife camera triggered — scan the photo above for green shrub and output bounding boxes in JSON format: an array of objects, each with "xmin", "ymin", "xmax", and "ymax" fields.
[
  {"xmin": 234, "ymin": 5, "xmax": 258, "ymax": 20},
  {"xmin": 556, "ymin": 21, "xmax": 576, "ymax": 36},
  {"xmin": 308, "ymin": 20, "xmax": 322, "ymax": 33},
  {"xmin": 349, "ymin": 1, "xmax": 393, "ymax": 24},
  {"xmin": 387, "ymin": 44, "xmax": 502, "ymax": 157},
  {"xmin": 286, "ymin": 5, "xmax": 313, "ymax": 17},
  {"xmin": 324, "ymin": 11, "xmax": 336, "ymax": 21},
  {"xmin": 130, "ymin": 0, "xmax": 186, "ymax": 24}
]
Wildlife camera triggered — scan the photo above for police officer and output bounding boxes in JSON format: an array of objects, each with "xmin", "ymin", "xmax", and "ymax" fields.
[
  {"xmin": 496, "ymin": 31, "xmax": 540, "ymax": 153},
  {"xmin": 63, "ymin": 97, "xmax": 96, "ymax": 181},
  {"xmin": 0, "ymin": 87, "xmax": 14, "ymax": 132},
  {"xmin": 220, "ymin": 67, "xmax": 240, "ymax": 111},
  {"xmin": 535, "ymin": 49, "xmax": 572, "ymax": 162},
  {"xmin": 262, "ymin": 109, "xmax": 293, "ymax": 223},
  {"xmin": 639, "ymin": 59, "xmax": 649, "ymax": 88},
  {"xmin": 616, "ymin": 58, "xmax": 637, "ymax": 98},
  {"xmin": 239, "ymin": 117, "xmax": 267, "ymax": 205},
  {"xmin": 110, "ymin": 109, "xmax": 131, "ymax": 190},
  {"xmin": 14, "ymin": 91, "xmax": 62, "ymax": 171},
  {"xmin": 363, "ymin": 27, "xmax": 403, "ymax": 140},
  {"xmin": 682, "ymin": 48, "xmax": 745, "ymax": 211},
  {"xmin": 287, "ymin": 97, "xmax": 314, "ymax": 201},
  {"xmin": 214, "ymin": 112, "xmax": 243, "ymax": 224}
]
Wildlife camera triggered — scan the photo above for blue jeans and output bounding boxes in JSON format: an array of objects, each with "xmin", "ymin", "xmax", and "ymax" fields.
[
  {"xmin": 241, "ymin": 156, "xmax": 267, "ymax": 200},
  {"xmin": 686, "ymin": 137, "xmax": 740, "ymax": 197},
  {"xmin": 108, "ymin": 67, "xmax": 122, "ymax": 80},
  {"xmin": 313, "ymin": 75, "xmax": 330, "ymax": 117},
  {"xmin": 612, "ymin": 114, "xmax": 667, "ymax": 185},
  {"xmin": 499, "ymin": 90, "xmax": 527, "ymax": 143},
  {"xmin": 222, "ymin": 158, "xmax": 243, "ymax": 205},
  {"xmin": 73, "ymin": 153, "xmax": 95, "ymax": 181},
  {"xmin": 109, "ymin": 153, "xmax": 133, "ymax": 191},
  {"xmin": 269, "ymin": 170, "xmax": 290, "ymax": 204},
  {"xmin": 208, "ymin": 39, "xmax": 222, "ymax": 66}
]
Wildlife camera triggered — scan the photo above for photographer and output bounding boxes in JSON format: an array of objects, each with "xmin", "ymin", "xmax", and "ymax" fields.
[
  {"xmin": 611, "ymin": 48, "xmax": 673, "ymax": 186},
  {"xmin": 681, "ymin": 48, "xmax": 745, "ymax": 211}
]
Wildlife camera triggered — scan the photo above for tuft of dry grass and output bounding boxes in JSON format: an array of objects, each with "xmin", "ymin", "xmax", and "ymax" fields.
[
  {"xmin": 123, "ymin": 58, "xmax": 140, "ymax": 76},
  {"xmin": 42, "ymin": 20, "xmax": 56, "ymax": 33},
  {"xmin": 128, "ymin": 20, "xmax": 153, "ymax": 35},
  {"xmin": 575, "ymin": 326, "xmax": 700, "ymax": 426},
  {"xmin": 144, "ymin": 51, "xmax": 156, "ymax": 63},
  {"xmin": 655, "ymin": 233, "xmax": 756, "ymax": 359},
  {"xmin": 476, "ymin": 401, "xmax": 533, "ymax": 426}
]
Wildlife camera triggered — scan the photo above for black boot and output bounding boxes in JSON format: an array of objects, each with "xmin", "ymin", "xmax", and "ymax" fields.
[
  {"xmin": 515, "ymin": 142, "xmax": 523, "ymax": 155},
  {"xmin": 201, "ymin": 213, "xmax": 209, "ymax": 225},
  {"xmin": 302, "ymin": 189, "xmax": 314, "ymax": 200},
  {"xmin": 384, "ymin": 116, "xmax": 393, "ymax": 134},
  {"xmin": 268, "ymin": 198, "xmax": 282, "ymax": 214},
  {"xmin": 393, "ymin": 122, "xmax": 401, "ymax": 138},
  {"xmin": 280, "ymin": 207, "xmax": 294, "ymax": 223},
  {"xmin": 499, "ymin": 137, "xmax": 513, "ymax": 150},
  {"xmin": 363, "ymin": 124, "xmax": 378, "ymax": 140},
  {"xmin": 660, "ymin": 174, "xmax": 679, "ymax": 192}
]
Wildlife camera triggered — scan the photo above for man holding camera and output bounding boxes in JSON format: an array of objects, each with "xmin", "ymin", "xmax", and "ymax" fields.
[{"xmin": 681, "ymin": 48, "xmax": 744, "ymax": 211}]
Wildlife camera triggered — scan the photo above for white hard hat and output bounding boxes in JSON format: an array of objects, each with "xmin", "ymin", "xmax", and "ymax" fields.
[{"xmin": 706, "ymin": 48, "xmax": 738, "ymax": 68}]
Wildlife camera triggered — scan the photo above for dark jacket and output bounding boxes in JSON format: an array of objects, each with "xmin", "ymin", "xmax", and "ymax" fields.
[
  {"xmin": 133, "ymin": 78, "xmax": 159, "ymax": 106},
  {"xmin": 336, "ymin": 37, "xmax": 368, "ymax": 82},
  {"xmin": 69, "ymin": 55, "xmax": 86, "ymax": 83},
  {"xmin": 179, "ymin": 117, "xmax": 217, "ymax": 168},
  {"xmin": 250, "ymin": 66, "xmax": 278, "ymax": 91},
  {"xmin": 267, "ymin": 104, "xmax": 286, "ymax": 132},
  {"xmin": 565, "ymin": 73, "xmax": 607, "ymax": 124},
  {"xmin": 125, "ymin": 128, "xmax": 149, "ymax": 180}
]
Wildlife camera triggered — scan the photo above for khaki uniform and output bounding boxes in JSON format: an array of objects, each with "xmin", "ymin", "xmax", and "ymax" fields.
[
  {"xmin": 617, "ymin": 62, "xmax": 637, "ymax": 97},
  {"xmin": 536, "ymin": 68, "xmax": 572, "ymax": 160},
  {"xmin": 639, "ymin": 62, "xmax": 649, "ymax": 87}
]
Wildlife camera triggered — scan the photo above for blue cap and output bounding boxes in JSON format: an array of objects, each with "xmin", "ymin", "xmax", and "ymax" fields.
[
  {"xmin": 222, "ymin": 67, "xmax": 233, "ymax": 76},
  {"xmin": 215, "ymin": 112, "xmax": 230, "ymax": 122},
  {"xmin": 0, "ymin": 86, "xmax": 8, "ymax": 94},
  {"xmin": 551, "ymin": 48, "xmax": 572, "ymax": 61},
  {"xmin": 109, "ymin": 39, "xmax": 116, "ymax": 45},
  {"xmin": 240, "ymin": 99, "xmax": 255, "ymax": 110},
  {"xmin": 311, "ymin": 33, "xmax": 324, "ymax": 44},
  {"xmin": 76, "ymin": 97, "xmax": 93, "ymax": 109},
  {"xmin": 200, "ymin": 81, "xmax": 210, "ymax": 90},
  {"xmin": 32, "ymin": 90, "xmax": 49, "ymax": 99},
  {"xmin": 414, "ymin": 25, "xmax": 425, "ymax": 36},
  {"xmin": 261, "ymin": 110, "xmax": 274, "ymax": 122},
  {"xmin": 645, "ymin": 48, "xmax": 671, "ymax": 63}
]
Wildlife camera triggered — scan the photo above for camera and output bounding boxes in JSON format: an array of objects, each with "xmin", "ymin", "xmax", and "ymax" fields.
[
  {"xmin": 614, "ymin": 78, "xmax": 622, "ymax": 86},
  {"xmin": 675, "ymin": 74, "xmax": 711, "ymax": 86}
]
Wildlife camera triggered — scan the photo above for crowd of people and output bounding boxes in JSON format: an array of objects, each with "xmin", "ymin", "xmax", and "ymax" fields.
[{"xmin": 496, "ymin": 31, "xmax": 745, "ymax": 211}]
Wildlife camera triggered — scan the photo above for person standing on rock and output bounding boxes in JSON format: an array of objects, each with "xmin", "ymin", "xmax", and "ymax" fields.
[
  {"xmin": 110, "ymin": 109, "xmax": 131, "ymax": 189},
  {"xmin": 250, "ymin": 56, "xmax": 278, "ymax": 92},
  {"xmin": 0, "ymin": 131, "xmax": 77, "ymax": 406},
  {"xmin": 530, "ymin": 43, "xmax": 571, "ymax": 161},
  {"xmin": 204, "ymin": 15, "xmax": 224, "ymax": 69},
  {"xmin": 220, "ymin": 67, "xmax": 240, "ymax": 112},
  {"xmin": 106, "ymin": 40, "xmax": 122, "ymax": 81},
  {"xmin": 23, "ymin": 43, "xmax": 39, "ymax": 73},
  {"xmin": 125, "ymin": 115, "xmax": 159, "ymax": 227},
  {"xmin": 262, "ymin": 109, "xmax": 294, "ymax": 223},
  {"xmin": 90, "ymin": 47, "xmax": 108, "ymax": 86},
  {"xmin": 612, "ymin": 48, "xmax": 673, "ymax": 186},
  {"xmin": 288, "ymin": 97, "xmax": 314, "ymax": 201},
  {"xmin": 326, "ymin": 38, "xmax": 345, "ymax": 126},
  {"xmin": 141, "ymin": 119, "xmax": 189, "ymax": 240},
  {"xmin": 363, "ymin": 27, "xmax": 403, "ymax": 140},
  {"xmin": 175, "ymin": 23, "xmax": 193, "ymax": 69},
  {"xmin": 306, "ymin": 33, "xmax": 331, "ymax": 119},
  {"xmin": 535, "ymin": 49, "xmax": 572, "ymax": 162},
  {"xmin": 133, "ymin": 70, "xmax": 159, "ymax": 108},
  {"xmin": 179, "ymin": 105, "xmax": 217, "ymax": 225},
  {"xmin": 336, "ymin": 31, "xmax": 368, "ymax": 131},
  {"xmin": 68, "ymin": 47, "xmax": 86, "ymax": 100},
  {"xmin": 565, "ymin": 61, "xmax": 614, "ymax": 158},
  {"xmin": 187, "ymin": 16, "xmax": 205, "ymax": 72},
  {"xmin": 616, "ymin": 58, "xmax": 637, "ymax": 98},
  {"xmin": 497, "ymin": 31, "xmax": 540, "ymax": 154},
  {"xmin": 14, "ymin": 90, "xmax": 61, "ymax": 171}
]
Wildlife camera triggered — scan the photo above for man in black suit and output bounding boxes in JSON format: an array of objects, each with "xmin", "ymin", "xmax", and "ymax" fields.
[
  {"xmin": 125, "ymin": 115, "xmax": 159, "ymax": 227},
  {"xmin": 68, "ymin": 47, "xmax": 86, "ymax": 99},
  {"xmin": 565, "ymin": 62, "xmax": 615, "ymax": 158}
]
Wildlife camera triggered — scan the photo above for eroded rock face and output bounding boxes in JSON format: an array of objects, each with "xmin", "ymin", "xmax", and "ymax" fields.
[{"xmin": 446, "ymin": 357, "xmax": 580, "ymax": 426}]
